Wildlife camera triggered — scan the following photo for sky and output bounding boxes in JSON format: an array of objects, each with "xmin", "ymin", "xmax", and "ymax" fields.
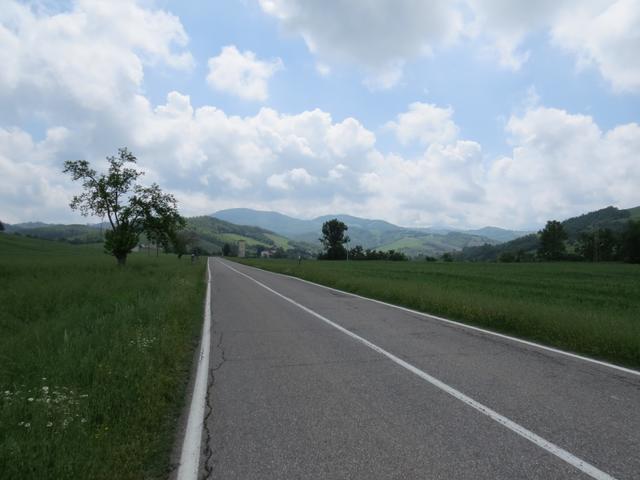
[{"xmin": 1, "ymin": 0, "xmax": 639, "ymax": 230}]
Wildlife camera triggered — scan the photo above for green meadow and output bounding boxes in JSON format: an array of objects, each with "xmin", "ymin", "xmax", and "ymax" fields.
[
  {"xmin": 237, "ymin": 258, "xmax": 640, "ymax": 369},
  {"xmin": 0, "ymin": 235, "xmax": 205, "ymax": 479}
]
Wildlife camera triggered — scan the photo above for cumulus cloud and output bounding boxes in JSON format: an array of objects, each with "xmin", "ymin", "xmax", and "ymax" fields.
[
  {"xmin": 267, "ymin": 168, "xmax": 316, "ymax": 190},
  {"xmin": 385, "ymin": 103, "xmax": 459, "ymax": 146},
  {"xmin": 485, "ymin": 106, "xmax": 640, "ymax": 226},
  {"xmin": 0, "ymin": 127, "xmax": 79, "ymax": 224},
  {"xmin": 0, "ymin": 0, "xmax": 193, "ymax": 121},
  {"xmin": 259, "ymin": 0, "xmax": 640, "ymax": 92},
  {"xmin": 1, "ymin": 1, "xmax": 639, "ymax": 229},
  {"xmin": 258, "ymin": 0, "xmax": 463, "ymax": 88},
  {"xmin": 550, "ymin": 0, "xmax": 640, "ymax": 92},
  {"xmin": 207, "ymin": 45, "xmax": 283, "ymax": 101},
  {"xmin": 468, "ymin": 0, "xmax": 640, "ymax": 90}
]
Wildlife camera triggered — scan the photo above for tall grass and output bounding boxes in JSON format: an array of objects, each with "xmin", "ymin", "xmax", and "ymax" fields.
[
  {"xmin": 237, "ymin": 259, "xmax": 640, "ymax": 368},
  {"xmin": 0, "ymin": 235, "xmax": 205, "ymax": 479}
]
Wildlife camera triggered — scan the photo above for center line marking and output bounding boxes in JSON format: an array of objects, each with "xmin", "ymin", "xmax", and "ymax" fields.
[{"xmin": 220, "ymin": 260, "xmax": 617, "ymax": 480}]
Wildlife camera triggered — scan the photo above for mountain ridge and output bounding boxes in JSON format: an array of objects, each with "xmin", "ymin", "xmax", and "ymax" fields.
[{"xmin": 212, "ymin": 208, "xmax": 528, "ymax": 243}]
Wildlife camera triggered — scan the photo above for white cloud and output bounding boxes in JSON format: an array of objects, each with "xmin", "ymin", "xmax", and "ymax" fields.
[
  {"xmin": 0, "ymin": 127, "xmax": 79, "ymax": 224},
  {"xmin": 2, "ymin": 83, "xmax": 639, "ymax": 229},
  {"xmin": 0, "ymin": 0, "xmax": 193, "ymax": 119},
  {"xmin": 1, "ymin": 2, "xmax": 639, "ymax": 229},
  {"xmin": 259, "ymin": 0, "xmax": 640, "ymax": 92},
  {"xmin": 550, "ymin": 0, "xmax": 640, "ymax": 92},
  {"xmin": 267, "ymin": 168, "xmax": 316, "ymax": 190},
  {"xmin": 468, "ymin": 0, "xmax": 640, "ymax": 90},
  {"xmin": 484, "ymin": 106, "xmax": 640, "ymax": 226},
  {"xmin": 258, "ymin": 0, "xmax": 463, "ymax": 88},
  {"xmin": 327, "ymin": 118, "xmax": 376, "ymax": 157},
  {"xmin": 207, "ymin": 45, "xmax": 283, "ymax": 101},
  {"xmin": 385, "ymin": 103, "xmax": 459, "ymax": 146}
]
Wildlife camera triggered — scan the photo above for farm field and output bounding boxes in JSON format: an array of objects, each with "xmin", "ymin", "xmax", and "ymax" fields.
[
  {"xmin": 0, "ymin": 235, "xmax": 205, "ymax": 480},
  {"xmin": 236, "ymin": 258, "xmax": 640, "ymax": 369}
]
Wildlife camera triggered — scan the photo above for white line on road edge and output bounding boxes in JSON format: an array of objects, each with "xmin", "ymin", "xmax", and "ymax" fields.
[
  {"xmin": 177, "ymin": 259, "xmax": 212, "ymax": 480},
  {"xmin": 221, "ymin": 260, "xmax": 618, "ymax": 480},
  {"xmin": 231, "ymin": 261, "xmax": 640, "ymax": 378}
]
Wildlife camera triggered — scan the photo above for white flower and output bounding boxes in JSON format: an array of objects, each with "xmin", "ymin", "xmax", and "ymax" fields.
[
  {"xmin": 27, "ymin": 397, "xmax": 34, "ymax": 402},
  {"xmin": 46, "ymin": 422, "xmax": 53, "ymax": 427}
]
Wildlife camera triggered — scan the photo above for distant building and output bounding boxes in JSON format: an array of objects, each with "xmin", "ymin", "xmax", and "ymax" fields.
[{"xmin": 238, "ymin": 240, "xmax": 246, "ymax": 258}]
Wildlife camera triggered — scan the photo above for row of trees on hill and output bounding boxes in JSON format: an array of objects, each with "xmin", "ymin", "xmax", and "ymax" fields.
[
  {"xmin": 532, "ymin": 219, "xmax": 640, "ymax": 263},
  {"xmin": 317, "ymin": 219, "xmax": 407, "ymax": 261}
]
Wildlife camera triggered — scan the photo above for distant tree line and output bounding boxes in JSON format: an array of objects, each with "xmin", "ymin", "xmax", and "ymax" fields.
[
  {"xmin": 495, "ymin": 219, "xmax": 640, "ymax": 263},
  {"xmin": 347, "ymin": 245, "xmax": 408, "ymax": 261}
]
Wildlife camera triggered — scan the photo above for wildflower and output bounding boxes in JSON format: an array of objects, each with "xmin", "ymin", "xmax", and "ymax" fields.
[
  {"xmin": 24, "ymin": 423, "xmax": 30, "ymax": 428},
  {"xmin": 27, "ymin": 397, "xmax": 34, "ymax": 402},
  {"xmin": 46, "ymin": 422, "xmax": 53, "ymax": 427}
]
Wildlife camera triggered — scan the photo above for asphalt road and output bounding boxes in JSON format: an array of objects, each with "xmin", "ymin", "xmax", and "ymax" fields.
[{"xmin": 201, "ymin": 258, "xmax": 640, "ymax": 479}]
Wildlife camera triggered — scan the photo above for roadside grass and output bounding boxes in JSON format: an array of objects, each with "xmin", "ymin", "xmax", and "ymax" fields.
[
  {"xmin": 0, "ymin": 235, "xmax": 205, "ymax": 479},
  {"xmin": 236, "ymin": 259, "xmax": 640, "ymax": 369}
]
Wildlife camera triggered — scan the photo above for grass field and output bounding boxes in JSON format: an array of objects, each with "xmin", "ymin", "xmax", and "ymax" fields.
[
  {"xmin": 236, "ymin": 258, "xmax": 640, "ymax": 369},
  {"xmin": 0, "ymin": 235, "xmax": 205, "ymax": 479}
]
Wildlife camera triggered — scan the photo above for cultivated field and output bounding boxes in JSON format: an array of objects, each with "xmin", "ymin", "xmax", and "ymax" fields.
[
  {"xmin": 0, "ymin": 235, "xmax": 205, "ymax": 479},
  {"xmin": 237, "ymin": 259, "xmax": 640, "ymax": 368}
]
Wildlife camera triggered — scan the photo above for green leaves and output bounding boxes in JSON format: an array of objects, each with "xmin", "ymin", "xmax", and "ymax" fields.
[{"xmin": 63, "ymin": 148, "xmax": 184, "ymax": 265}]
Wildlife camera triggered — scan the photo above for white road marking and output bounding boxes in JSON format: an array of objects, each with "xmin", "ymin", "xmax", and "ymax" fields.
[
  {"xmin": 221, "ymin": 260, "xmax": 618, "ymax": 480},
  {"xmin": 235, "ymin": 261, "xmax": 640, "ymax": 377},
  {"xmin": 177, "ymin": 259, "xmax": 212, "ymax": 480}
]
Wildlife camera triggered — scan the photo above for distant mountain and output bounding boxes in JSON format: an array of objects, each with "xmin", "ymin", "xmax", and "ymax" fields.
[
  {"xmin": 211, "ymin": 208, "xmax": 522, "ymax": 257},
  {"xmin": 3, "ymin": 216, "xmax": 317, "ymax": 256},
  {"xmin": 183, "ymin": 216, "xmax": 316, "ymax": 256},
  {"xmin": 5, "ymin": 223, "xmax": 105, "ymax": 244},
  {"xmin": 212, "ymin": 208, "xmax": 314, "ymax": 236},
  {"xmin": 460, "ymin": 205, "xmax": 640, "ymax": 261},
  {"xmin": 7, "ymin": 221, "xmax": 50, "ymax": 229},
  {"xmin": 462, "ymin": 226, "xmax": 531, "ymax": 243}
]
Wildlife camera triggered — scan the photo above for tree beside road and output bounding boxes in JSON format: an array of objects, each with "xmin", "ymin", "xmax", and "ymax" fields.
[{"xmin": 64, "ymin": 147, "xmax": 184, "ymax": 265}]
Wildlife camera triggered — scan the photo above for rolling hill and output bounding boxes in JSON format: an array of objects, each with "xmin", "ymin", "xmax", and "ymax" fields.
[
  {"xmin": 2, "ymin": 216, "xmax": 316, "ymax": 257},
  {"xmin": 460, "ymin": 205, "xmax": 640, "ymax": 261},
  {"xmin": 212, "ymin": 208, "xmax": 527, "ymax": 257}
]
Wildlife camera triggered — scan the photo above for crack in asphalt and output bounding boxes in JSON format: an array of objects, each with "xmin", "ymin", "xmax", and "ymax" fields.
[{"xmin": 201, "ymin": 328, "xmax": 226, "ymax": 480}]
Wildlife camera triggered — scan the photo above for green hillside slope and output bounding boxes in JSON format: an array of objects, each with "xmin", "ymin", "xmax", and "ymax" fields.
[{"xmin": 461, "ymin": 205, "xmax": 639, "ymax": 261}]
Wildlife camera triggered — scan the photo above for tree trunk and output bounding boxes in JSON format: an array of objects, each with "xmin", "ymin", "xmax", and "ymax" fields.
[{"xmin": 116, "ymin": 255, "xmax": 127, "ymax": 266}]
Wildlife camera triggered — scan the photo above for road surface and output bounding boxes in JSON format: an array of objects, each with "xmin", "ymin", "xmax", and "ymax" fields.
[{"xmin": 199, "ymin": 258, "xmax": 640, "ymax": 479}]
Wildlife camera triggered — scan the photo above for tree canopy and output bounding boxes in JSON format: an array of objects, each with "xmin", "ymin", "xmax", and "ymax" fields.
[
  {"xmin": 63, "ymin": 148, "xmax": 184, "ymax": 265},
  {"xmin": 319, "ymin": 219, "xmax": 349, "ymax": 260},
  {"xmin": 621, "ymin": 220, "xmax": 640, "ymax": 263},
  {"xmin": 537, "ymin": 220, "xmax": 567, "ymax": 260}
]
